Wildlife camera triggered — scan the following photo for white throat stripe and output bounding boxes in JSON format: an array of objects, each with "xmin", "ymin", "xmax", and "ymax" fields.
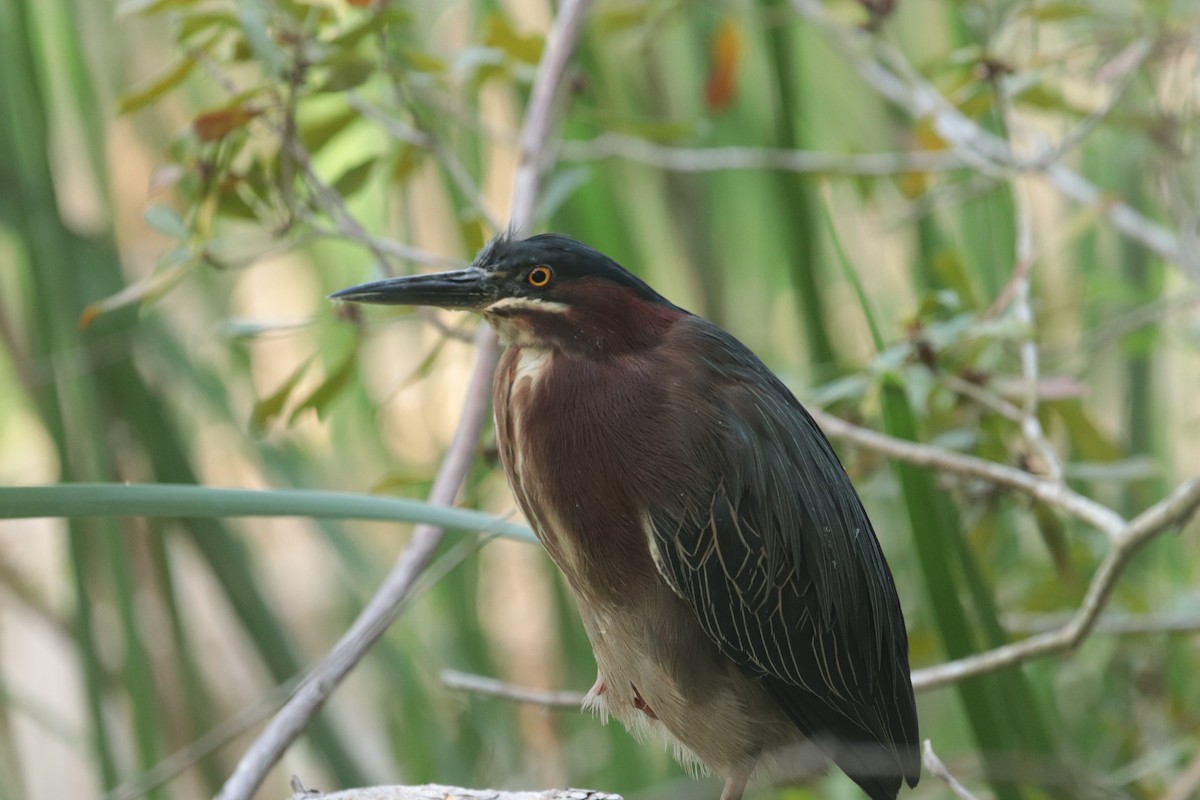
[{"xmin": 485, "ymin": 296, "xmax": 570, "ymax": 314}]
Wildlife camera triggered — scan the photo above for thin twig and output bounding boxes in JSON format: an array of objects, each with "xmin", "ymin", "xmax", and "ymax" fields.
[
  {"xmin": 214, "ymin": 1, "xmax": 592, "ymax": 797},
  {"xmin": 941, "ymin": 374, "xmax": 1024, "ymax": 422},
  {"xmin": 509, "ymin": 4, "xmax": 592, "ymax": 230},
  {"xmin": 558, "ymin": 133, "xmax": 963, "ymax": 175},
  {"xmin": 789, "ymin": 0, "xmax": 1197, "ymax": 273},
  {"xmin": 348, "ymin": 94, "xmax": 503, "ymax": 233},
  {"xmin": 307, "ymin": 223, "xmax": 465, "ymax": 269},
  {"xmin": 997, "ymin": 79, "xmax": 1064, "ymax": 483},
  {"xmin": 911, "ymin": 477, "xmax": 1200, "ymax": 691},
  {"xmin": 1024, "ymin": 38, "xmax": 1152, "ymax": 171},
  {"xmin": 441, "ymin": 670, "xmax": 587, "ymax": 709},
  {"xmin": 922, "ymin": 740, "xmax": 981, "ymax": 800},
  {"xmin": 806, "ymin": 406, "xmax": 1126, "ymax": 537},
  {"xmin": 282, "ymin": 138, "xmax": 395, "ymax": 273},
  {"xmin": 1004, "ymin": 611, "xmax": 1200, "ymax": 637}
]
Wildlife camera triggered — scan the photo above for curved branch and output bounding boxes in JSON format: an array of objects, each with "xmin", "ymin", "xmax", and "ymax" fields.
[
  {"xmin": 789, "ymin": 0, "xmax": 1197, "ymax": 274},
  {"xmin": 922, "ymin": 740, "xmax": 981, "ymax": 800},
  {"xmin": 558, "ymin": 133, "xmax": 962, "ymax": 175},
  {"xmin": 911, "ymin": 477, "xmax": 1200, "ymax": 692},
  {"xmin": 806, "ymin": 407, "xmax": 1127, "ymax": 537}
]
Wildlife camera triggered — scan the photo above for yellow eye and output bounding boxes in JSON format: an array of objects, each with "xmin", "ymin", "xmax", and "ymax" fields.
[{"xmin": 527, "ymin": 266, "xmax": 553, "ymax": 287}]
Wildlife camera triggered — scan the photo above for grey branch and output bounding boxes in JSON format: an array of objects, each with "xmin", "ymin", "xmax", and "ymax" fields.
[
  {"xmin": 558, "ymin": 133, "xmax": 962, "ymax": 175},
  {"xmin": 1004, "ymin": 611, "xmax": 1200, "ymax": 636},
  {"xmin": 289, "ymin": 780, "xmax": 621, "ymax": 800},
  {"xmin": 911, "ymin": 477, "xmax": 1200, "ymax": 691},
  {"xmin": 441, "ymin": 669, "xmax": 587, "ymax": 709},
  {"xmin": 922, "ymin": 741, "xmax": 981, "ymax": 800},
  {"xmin": 789, "ymin": 0, "xmax": 1197, "ymax": 274},
  {"xmin": 214, "ymin": 2, "xmax": 592, "ymax": 798},
  {"xmin": 805, "ymin": 406, "xmax": 1127, "ymax": 537},
  {"xmin": 996, "ymin": 83, "xmax": 1064, "ymax": 483}
]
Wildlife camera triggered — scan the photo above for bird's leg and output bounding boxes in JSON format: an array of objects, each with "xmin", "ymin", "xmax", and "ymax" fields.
[
  {"xmin": 719, "ymin": 774, "xmax": 748, "ymax": 800},
  {"xmin": 631, "ymin": 684, "xmax": 658, "ymax": 719}
]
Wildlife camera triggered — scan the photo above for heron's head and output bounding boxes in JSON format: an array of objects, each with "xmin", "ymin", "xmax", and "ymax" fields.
[{"xmin": 331, "ymin": 233, "xmax": 684, "ymax": 354}]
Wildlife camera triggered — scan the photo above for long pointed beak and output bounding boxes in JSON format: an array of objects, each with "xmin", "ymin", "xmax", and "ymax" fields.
[{"xmin": 328, "ymin": 267, "xmax": 492, "ymax": 309}]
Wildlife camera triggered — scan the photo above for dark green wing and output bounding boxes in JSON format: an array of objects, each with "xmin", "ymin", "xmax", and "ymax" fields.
[{"xmin": 648, "ymin": 318, "xmax": 919, "ymax": 799}]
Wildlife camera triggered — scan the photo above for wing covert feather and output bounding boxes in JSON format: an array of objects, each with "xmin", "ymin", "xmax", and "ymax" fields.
[{"xmin": 647, "ymin": 317, "xmax": 919, "ymax": 796}]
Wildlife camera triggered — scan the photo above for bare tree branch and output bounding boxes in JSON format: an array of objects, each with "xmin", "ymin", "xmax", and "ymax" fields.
[
  {"xmin": 996, "ymin": 80, "xmax": 1064, "ymax": 482},
  {"xmin": 441, "ymin": 669, "xmax": 587, "ymax": 709},
  {"xmin": 558, "ymin": 133, "xmax": 962, "ymax": 175},
  {"xmin": 922, "ymin": 740, "xmax": 982, "ymax": 800},
  {"xmin": 911, "ymin": 476, "xmax": 1200, "ymax": 691},
  {"xmin": 1004, "ymin": 611, "xmax": 1200, "ymax": 637},
  {"xmin": 789, "ymin": 0, "xmax": 1197, "ymax": 274},
  {"xmin": 214, "ymin": 2, "xmax": 593, "ymax": 798},
  {"xmin": 805, "ymin": 406, "xmax": 1127, "ymax": 537},
  {"xmin": 308, "ymin": 223, "xmax": 466, "ymax": 269}
]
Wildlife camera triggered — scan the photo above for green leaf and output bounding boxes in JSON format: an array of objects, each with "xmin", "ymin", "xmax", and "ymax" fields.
[
  {"xmin": 234, "ymin": 0, "xmax": 287, "ymax": 75},
  {"xmin": 299, "ymin": 106, "xmax": 360, "ymax": 155},
  {"xmin": 1051, "ymin": 400, "xmax": 1122, "ymax": 463},
  {"xmin": 289, "ymin": 348, "xmax": 357, "ymax": 423},
  {"xmin": 330, "ymin": 157, "xmax": 377, "ymax": 198},
  {"xmin": 315, "ymin": 57, "xmax": 375, "ymax": 93},
  {"xmin": 116, "ymin": 40, "xmax": 211, "ymax": 114},
  {"xmin": 117, "ymin": 0, "xmax": 199, "ymax": 15},
  {"xmin": 250, "ymin": 357, "xmax": 312, "ymax": 435},
  {"xmin": 215, "ymin": 184, "xmax": 259, "ymax": 220},
  {"xmin": 176, "ymin": 9, "xmax": 239, "ymax": 41},
  {"xmin": 143, "ymin": 204, "xmax": 188, "ymax": 239},
  {"xmin": 1023, "ymin": 0, "xmax": 1092, "ymax": 21},
  {"xmin": 483, "ymin": 14, "xmax": 543, "ymax": 64},
  {"xmin": 401, "ymin": 47, "xmax": 447, "ymax": 73},
  {"xmin": 390, "ymin": 142, "xmax": 426, "ymax": 185},
  {"xmin": 79, "ymin": 248, "xmax": 198, "ymax": 328},
  {"xmin": 328, "ymin": 7, "xmax": 413, "ymax": 49}
]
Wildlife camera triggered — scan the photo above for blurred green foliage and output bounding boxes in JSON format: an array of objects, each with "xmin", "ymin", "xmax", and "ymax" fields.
[{"xmin": 1, "ymin": 1, "xmax": 1198, "ymax": 799}]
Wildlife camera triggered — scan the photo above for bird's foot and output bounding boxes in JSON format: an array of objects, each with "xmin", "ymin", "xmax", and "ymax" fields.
[{"xmin": 631, "ymin": 684, "xmax": 658, "ymax": 720}]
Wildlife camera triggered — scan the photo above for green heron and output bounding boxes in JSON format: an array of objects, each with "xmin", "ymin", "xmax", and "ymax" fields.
[{"xmin": 332, "ymin": 233, "xmax": 919, "ymax": 800}]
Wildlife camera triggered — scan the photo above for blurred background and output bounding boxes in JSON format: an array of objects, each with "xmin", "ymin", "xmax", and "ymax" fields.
[{"xmin": 1, "ymin": 0, "xmax": 1199, "ymax": 799}]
